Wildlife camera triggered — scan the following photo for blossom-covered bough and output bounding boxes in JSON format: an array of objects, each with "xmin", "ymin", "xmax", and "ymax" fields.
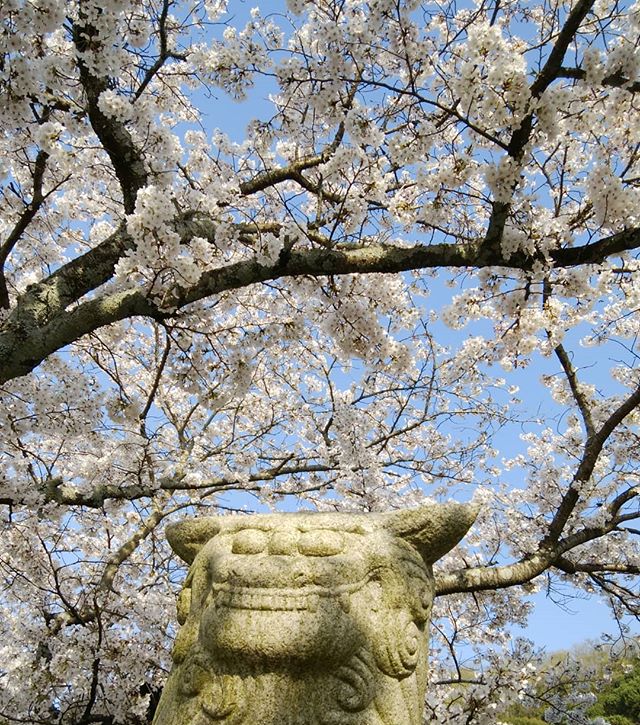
[{"xmin": 0, "ymin": 0, "xmax": 638, "ymax": 722}]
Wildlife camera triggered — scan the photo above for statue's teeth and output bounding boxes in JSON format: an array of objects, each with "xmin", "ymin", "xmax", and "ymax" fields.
[
  {"xmin": 215, "ymin": 588, "xmax": 321, "ymax": 611},
  {"xmin": 307, "ymin": 594, "xmax": 319, "ymax": 612}
]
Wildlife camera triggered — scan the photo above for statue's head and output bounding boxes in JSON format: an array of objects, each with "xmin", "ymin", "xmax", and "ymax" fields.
[
  {"xmin": 166, "ymin": 503, "xmax": 476, "ymax": 668},
  {"xmin": 154, "ymin": 503, "xmax": 476, "ymax": 724}
]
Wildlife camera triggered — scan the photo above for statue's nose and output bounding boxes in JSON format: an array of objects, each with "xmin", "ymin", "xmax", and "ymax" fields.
[{"xmin": 267, "ymin": 530, "xmax": 299, "ymax": 555}]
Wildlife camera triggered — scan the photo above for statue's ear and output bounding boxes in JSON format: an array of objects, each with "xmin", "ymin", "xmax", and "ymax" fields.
[
  {"xmin": 382, "ymin": 502, "xmax": 478, "ymax": 564},
  {"xmin": 166, "ymin": 518, "xmax": 221, "ymax": 564}
]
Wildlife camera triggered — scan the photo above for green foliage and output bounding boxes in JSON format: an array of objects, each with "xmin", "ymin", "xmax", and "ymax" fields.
[
  {"xmin": 499, "ymin": 699, "xmax": 547, "ymax": 724},
  {"xmin": 498, "ymin": 642, "xmax": 640, "ymax": 725},
  {"xmin": 588, "ymin": 658, "xmax": 640, "ymax": 725}
]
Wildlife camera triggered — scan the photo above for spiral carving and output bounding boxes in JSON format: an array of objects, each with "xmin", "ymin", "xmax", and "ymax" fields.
[
  {"xmin": 199, "ymin": 673, "xmax": 248, "ymax": 724},
  {"xmin": 328, "ymin": 647, "xmax": 377, "ymax": 714},
  {"xmin": 372, "ymin": 610, "xmax": 422, "ymax": 679},
  {"xmin": 178, "ymin": 653, "xmax": 210, "ymax": 698}
]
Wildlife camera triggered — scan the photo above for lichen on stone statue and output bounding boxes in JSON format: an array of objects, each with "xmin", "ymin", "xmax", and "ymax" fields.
[{"xmin": 153, "ymin": 503, "xmax": 477, "ymax": 725}]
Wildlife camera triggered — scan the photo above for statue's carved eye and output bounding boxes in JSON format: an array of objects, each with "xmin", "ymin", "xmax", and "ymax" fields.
[
  {"xmin": 298, "ymin": 530, "xmax": 344, "ymax": 557},
  {"xmin": 231, "ymin": 529, "xmax": 268, "ymax": 554}
]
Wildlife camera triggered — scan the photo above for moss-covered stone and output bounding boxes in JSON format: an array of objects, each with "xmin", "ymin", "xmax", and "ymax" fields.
[{"xmin": 153, "ymin": 503, "xmax": 476, "ymax": 725}]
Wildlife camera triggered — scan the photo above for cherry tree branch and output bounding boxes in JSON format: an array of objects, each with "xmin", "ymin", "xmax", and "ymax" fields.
[
  {"xmin": 72, "ymin": 6, "xmax": 148, "ymax": 212},
  {"xmin": 434, "ymin": 511, "xmax": 637, "ymax": 596},
  {"xmin": 238, "ymin": 122, "xmax": 345, "ymax": 196},
  {"xmin": 14, "ymin": 462, "xmax": 335, "ymax": 508},
  {"xmin": 542, "ymin": 382, "xmax": 640, "ymax": 549},
  {"xmin": 557, "ymin": 66, "xmax": 640, "ymax": 94},
  {"xmin": 133, "ymin": 0, "xmax": 188, "ymax": 102},
  {"xmin": 436, "ymin": 382, "xmax": 640, "ymax": 597},
  {"xmin": 48, "ymin": 504, "xmax": 176, "ymax": 634},
  {"xmin": 434, "ymin": 326, "xmax": 640, "ymax": 598},
  {"xmin": 482, "ymin": 0, "xmax": 596, "ymax": 253},
  {"xmin": 554, "ymin": 557, "xmax": 640, "ymax": 576},
  {"xmin": 553, "ymin": 343, "xmax": 596, "ymax": 438},
  {"xmin": 0, "ymin": 150, "xmax": 49, "ymax": 309},
  {"xmin": 2, "ymin": 220, "xmax": 640, "ymax": 385},
  {"xmin": 589, "ymin": 574, "xmax": 640, "ymax": 616}
]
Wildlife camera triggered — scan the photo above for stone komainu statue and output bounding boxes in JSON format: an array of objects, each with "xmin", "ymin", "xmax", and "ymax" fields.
[{"xmin": 153, "ymin": 503, "xmax": 477, "ymax": 725}]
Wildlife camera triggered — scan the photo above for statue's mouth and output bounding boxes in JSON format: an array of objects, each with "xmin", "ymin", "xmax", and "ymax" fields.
[
  {"xmin": 214, "ymin": 585, "xmax": 320, "ymax": 612},
  {"xmin": 212, "ymin": 582, "xmax": 364, "ymax": 613},
  {"xmin": 201, "ymin": 582, "xmax": 367, "ymax": 667}
]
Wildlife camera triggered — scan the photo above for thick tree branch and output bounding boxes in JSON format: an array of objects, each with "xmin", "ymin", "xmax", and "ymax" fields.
[
  {"xmin": 2, "ymin": 221, "xmax": 640, "ymax": 384},
  {"xmin": 436, "ymin": 484, "xmax": 638, "ymax": 597},
  {"xmin": 73, "ymin": 10, "xmax": 147, "ymax": 212},
  {"xmin": 2, "ymin": 223, "xmax": 134, "ymax": 330},
  {"xmin": 551, "ymin": 227, "xmax": 640, "ymax": 266},
  {"xmin": 543, "ymin": 382, "xmax": 640, "ymax": 548},
  {"xmin": 435, "ymin": 552, "xmax": 552, "ymax": 596},
  {"xmin": 483, "ymin": 0, "xmax": 595, "ymax": 253},
  {"xmin": 554, "ymin": 342, "xmax": 596, "ymax": 438},
  {"xmin": 0, "ymin": 286, "xmax": 159, "ymax": 383},
  {"xmin": 31, "ymin": 462, "xmax": 335, "ymax": 508},
  {"xmin": 436, "ymin": 473, "xmax": 638, "ymax": 597},
  {"xmin": 557, "ymin": 66, "xmax": 640, "ymax": 94},
  {"xmin": 609, "ymin": 486, "xmax": 640, "ymax": 517},
  {"xmin": 554, "ymin": 557, "xmax": 640, "ymax": 576},
  {"xmin": 434, "ymin": 519, "xmax": 630, "ymax": 596}
]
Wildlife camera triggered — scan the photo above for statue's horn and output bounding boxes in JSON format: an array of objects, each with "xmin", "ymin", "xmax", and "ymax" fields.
[
  {"xmin": 382, "ymin": 502, "xmax": 478, "ymax": 564},
  {"xmin": 166, "ymin": 517, "xmax": 221, "ymax": 564}
]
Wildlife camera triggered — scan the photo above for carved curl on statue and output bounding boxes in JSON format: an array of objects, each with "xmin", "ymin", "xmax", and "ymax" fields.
[{"xmin": 153, "ymin": 503, "xmax": 477, "ymax": 725}]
